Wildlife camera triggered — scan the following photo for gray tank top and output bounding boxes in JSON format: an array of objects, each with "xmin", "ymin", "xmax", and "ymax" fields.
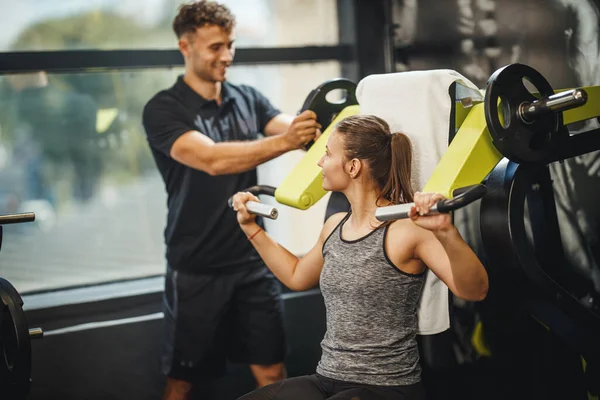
[{"xmin": 316, "ymin": 213, "xmax": 426, "ymax": 386}]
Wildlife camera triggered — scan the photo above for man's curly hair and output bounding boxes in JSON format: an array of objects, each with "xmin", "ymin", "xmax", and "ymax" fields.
[{"xmin": 173, "ymin": 1, "xmax": 236, "ymax": 38}]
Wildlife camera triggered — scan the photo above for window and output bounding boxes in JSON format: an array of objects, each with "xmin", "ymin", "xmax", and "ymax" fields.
[
  {"xmin": 0, "ymin": 0, "xmax": 338, "ymax": 52},
  {"xmin": 0, "ymin": 0, "xmax": 343, "ymax": 293},
  {"xmin": 0, "ymin": 61, "xmax": 340, "ymax": 293}
]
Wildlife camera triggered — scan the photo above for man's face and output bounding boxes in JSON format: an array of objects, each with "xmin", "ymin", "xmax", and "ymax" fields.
[{"xmin": 180, "ymin": 24, "xmax": 235, "ymax": 82}]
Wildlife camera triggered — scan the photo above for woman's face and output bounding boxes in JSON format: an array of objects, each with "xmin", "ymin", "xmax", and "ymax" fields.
[{"xmin": 317, "ymin": 130, "xmax": 351, "ymax": 192}]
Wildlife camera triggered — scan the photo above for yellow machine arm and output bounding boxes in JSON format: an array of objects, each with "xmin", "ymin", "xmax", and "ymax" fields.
[
  {"xmin": 275, "ymin": 65, "xmax": 600, "ymax": 209},
  {"xmin": 425, "ymin": 85, "xmax": 600, "ymax": 198},
  {"xmin": 274, "ymin": 105, "xmax": 360, "ymax": 210}
]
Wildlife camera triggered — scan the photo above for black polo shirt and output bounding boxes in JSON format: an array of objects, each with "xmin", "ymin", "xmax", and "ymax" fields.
[{"xmin": 142, "ymin": 76, "xmax": 281, "ymax": 274}]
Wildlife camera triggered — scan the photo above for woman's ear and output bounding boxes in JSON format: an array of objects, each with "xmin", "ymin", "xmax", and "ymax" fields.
[{"xmin": 346, "ymin": 158, "xmax": 362, "ymax": 179}]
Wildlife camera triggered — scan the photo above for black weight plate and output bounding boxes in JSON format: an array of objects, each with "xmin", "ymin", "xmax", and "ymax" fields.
[
  {"xmin": 299, "ymin": 78, "xmax": 358, "ymax": 150},
  {"xmin": 0, "ymin": 278, "xmax": 31, "ymax": 398},
  {"xmin": 484, "ymin": 63, "xmax": 567, "ymax": 163}
]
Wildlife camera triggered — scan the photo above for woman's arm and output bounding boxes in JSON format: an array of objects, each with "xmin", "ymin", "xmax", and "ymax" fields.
[
  {"xmin": 410, "ymin": 192, "xmax": 489, "ymax": 301},
  {"xmin": 231, "ymin": 192, "xmax": 345, "ymax": 291},
  {"xmin": 415, "ymin": 227, "xmax": 489, "ymax": 301}
]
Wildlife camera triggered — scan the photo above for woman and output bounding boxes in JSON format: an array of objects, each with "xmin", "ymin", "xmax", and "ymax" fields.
[{"xmin": 231, "ymin": 115, "xmax": 489, "ymax": 400}]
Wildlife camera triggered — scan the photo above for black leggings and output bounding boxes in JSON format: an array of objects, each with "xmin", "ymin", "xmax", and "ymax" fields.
[{"xmin": 237, "ymin": 374, "xmax": 426, "ymax": 400}]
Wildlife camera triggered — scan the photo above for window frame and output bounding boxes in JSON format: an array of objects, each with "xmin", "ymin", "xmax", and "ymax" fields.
[{"xmin": 0, "ymin": 46, "xmax": 353, "ymax": 74}]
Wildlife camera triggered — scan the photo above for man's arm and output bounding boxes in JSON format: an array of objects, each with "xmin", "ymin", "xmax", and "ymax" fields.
[
  {"xmin": 170, "ymin": 130, "xmax": 291, "ymax": 176},
  {"xmin": 263, "ymin": 113, "xmax": 294, "ymax": 137},
  {"xmin": 170, "ymin": 110, "xmax": 319, "ymax": 175}
]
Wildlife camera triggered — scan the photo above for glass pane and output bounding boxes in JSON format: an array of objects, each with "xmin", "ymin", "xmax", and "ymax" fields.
[
  {"xmin": 0, "ymin": 0, "xmax": 338, "ymax": 52},
  {"xmin": 0, "ymin": 61, "xmax": 341, "ymax": 293}
]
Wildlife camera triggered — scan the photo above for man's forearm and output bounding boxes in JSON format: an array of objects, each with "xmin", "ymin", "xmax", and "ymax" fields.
[
  {"xmin": 205, "ymin": 135, "xmax": 292, "ymax": 175},
  {"xmin": 435, "ymin": 227, "xmax": 489, "ymax": 301}
]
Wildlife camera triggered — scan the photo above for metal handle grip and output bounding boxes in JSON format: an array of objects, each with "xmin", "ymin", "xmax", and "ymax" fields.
[
  {"xmin": 0, "ymin": 212, "xmax": 35, "ymax": 225},
  {"xmin": 227, "ymin": 185, "xmax": 279, "ymax": 220},
  {"xmin": 375, "ymin": 202, "xmax": 437, "ymax": 221},
  {"xmin": 375, "ymin": 184, "xmax": 487, "ymax": 222},
  {"xmin": 227, "ymin": 185, "xmax": 277, "ymax": 208},
  {"xmin": 520, "ymin": 88, "xmax": 588, "ymax": 123},
  {"xmin": 246, "ymin": 201, "xmax": 279, "ymax": 220}
]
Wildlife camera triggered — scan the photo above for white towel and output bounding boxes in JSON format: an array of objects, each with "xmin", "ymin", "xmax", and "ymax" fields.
[{"xmin": 356, "ymin": 69, "xmax": 482, "ymax": 335}]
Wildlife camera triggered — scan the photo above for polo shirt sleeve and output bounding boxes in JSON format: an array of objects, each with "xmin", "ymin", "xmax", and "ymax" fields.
[
  {"xmin": 246, "ymin": 86, "xmax": 282, "ymax": 133},
  {"xmin": 142, "ymin": 94, "xmax": 192, "ymax": 157}
]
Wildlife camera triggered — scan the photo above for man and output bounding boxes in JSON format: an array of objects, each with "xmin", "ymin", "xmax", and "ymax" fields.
[{"xmin": 142, "ymin": 2, "xmax": 320, "ymax": 399}]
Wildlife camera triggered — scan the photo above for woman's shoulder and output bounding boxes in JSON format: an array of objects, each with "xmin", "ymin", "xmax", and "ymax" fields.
[
  {"xmin": 386, "ymin": 218, "xmax": 428, "ymax": 242},
  {"xmin": 323, "ymin": 212, "xmax": 348, "ymax": 231},
  {"xmin": 319, "ymin": 212, "xmax": 348, "ymax": 240},
  {"xmin": 325, "ymin": 212, "xmax": 348, "ymax": 226}
]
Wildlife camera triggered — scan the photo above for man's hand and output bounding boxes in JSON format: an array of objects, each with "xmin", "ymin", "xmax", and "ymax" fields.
[{"xmin": 282, "ymin": 110, "xmax": 321, "ymax": 149}]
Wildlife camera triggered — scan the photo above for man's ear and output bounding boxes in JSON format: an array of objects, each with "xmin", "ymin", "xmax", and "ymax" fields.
[{"xmin": 178, "ymin": 36, "xmax": 192, "ymax": 59}]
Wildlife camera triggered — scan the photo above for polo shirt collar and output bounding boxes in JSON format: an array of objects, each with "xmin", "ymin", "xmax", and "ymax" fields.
[{"xmin": 174, "ymin": 75, "xmax": 235, "ymax": 108}]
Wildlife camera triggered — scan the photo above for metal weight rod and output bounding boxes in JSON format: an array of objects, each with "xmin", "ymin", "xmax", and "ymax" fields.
[
  {"xmin": 28, "ymin": 328, "xmax": 44, "ymax": 340},
  {"xmin": 484, "ymin": 63, "xmax": 588, "ymax": 164},
  {"xmin": 519, "ymin": 88, "xmax": 588, "ymax": 124},
  {"xmin": 0, "ymin": 213, "xmax": 35, "ymax": 225}
]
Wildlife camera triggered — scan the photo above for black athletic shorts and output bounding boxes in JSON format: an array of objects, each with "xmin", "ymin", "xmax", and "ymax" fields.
[
  {"xmin": 161, "ymin": 264, "xmax": 286, "ymax": 382},
  {"xmin": 237, "ymin": 373, "xmax": 427, "ymax": 400}
]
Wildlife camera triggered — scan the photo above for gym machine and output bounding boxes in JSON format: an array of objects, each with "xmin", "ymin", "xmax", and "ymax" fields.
[
  {"xmin": 479, "ymin": 64, "xmax": 600, "ymax": 394},
  {"xmin": 0, "ymin": 212, "xmax": 43, "ymax": 400},
  {"xmin": 231, "ymin": 63, "xmax": 600, "ymax": 394}
]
